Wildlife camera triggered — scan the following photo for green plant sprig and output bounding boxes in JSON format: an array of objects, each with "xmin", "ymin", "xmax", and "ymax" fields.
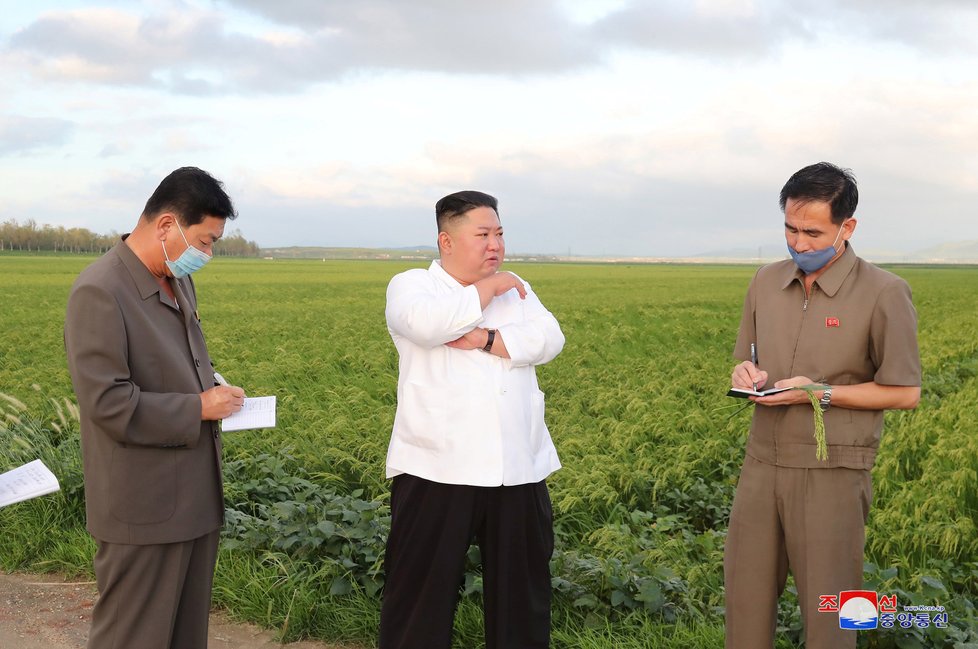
[{"xmin": 792, "ymin": 384, "xmax": 827, "ymax": 461}]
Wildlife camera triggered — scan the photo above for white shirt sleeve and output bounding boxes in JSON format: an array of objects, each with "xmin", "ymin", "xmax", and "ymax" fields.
[
  {"xmin": 496, "ymin": 282, "xmax": 565, "ymax": 368},
  {"xmin": 385, "ymin": 270, "xmax": 485, "ymax": 348}
]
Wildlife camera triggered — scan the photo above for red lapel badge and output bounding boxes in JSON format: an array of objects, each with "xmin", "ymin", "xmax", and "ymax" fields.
[{"xmin": 826, "ymin": 317, "xmax": 840, "ymax": 327}]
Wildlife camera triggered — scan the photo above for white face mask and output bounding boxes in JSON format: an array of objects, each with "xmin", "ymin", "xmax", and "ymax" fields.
[{"xmin": 163, "ymin": 221, "xmax": 211, "ymax": 278}]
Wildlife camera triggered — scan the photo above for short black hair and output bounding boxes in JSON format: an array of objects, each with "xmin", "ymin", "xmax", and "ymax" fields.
[
  {"xmin": 142, "ymin": 167, "xmax": 237, "ymax": 226},
  {"xmin": 779, "ymin": 162, "xmax": 858, "ymax": 224},
  {"xmin": 435, "ymin": 190, "xmax": 498, "ymax": 233}
]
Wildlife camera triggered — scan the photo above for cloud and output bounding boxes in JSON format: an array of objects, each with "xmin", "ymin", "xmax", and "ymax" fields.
[
  {"xmin": 6, "ymin": 3, "xmax": 598, "ymax": 95},
  {"xmin": 818, "ymin": 0, "xmax": 978, "ymax": 53},
  {"xmin": 7, "ymin": 7, "xmax": 304, "ymax": 93},
  {"xmin": 0, "ymin": 115, "xmax": 74, "ymax": 155},
  {"xmin": 221, "ymin": 0, "xmax": 597, "ymax": 74},
  {"xmin": 9, "ymin": 8, "xmax": 174, "ymax": 85},
  {"xmin": 590, "ymin": 0, "xmax": 978, "ymax": 58},
  {"xmin": 6, "ymin": 1, "xmax": 975, "ymax": 98},
  {"xmin": 592, "ymin": 1, "xmax": 809, "ymax": 59}
]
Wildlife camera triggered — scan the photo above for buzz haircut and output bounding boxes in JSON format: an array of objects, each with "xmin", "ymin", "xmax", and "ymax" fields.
[{"xmin": 435, "ymin": 190, "xmax": 498, "ymax": 233}]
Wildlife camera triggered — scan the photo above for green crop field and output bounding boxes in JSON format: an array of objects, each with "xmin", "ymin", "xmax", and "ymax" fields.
[{"xmin": 2, "ymin": 254, "xmax": 977, "ymax": 648}]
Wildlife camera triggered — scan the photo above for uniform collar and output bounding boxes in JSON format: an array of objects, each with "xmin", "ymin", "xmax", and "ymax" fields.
[
  {"xmin": 780, "ymin": 242, "xmax": 857, "ymax": 297},
  {"xmin": 116, "ymin": 234, "xmax": 166, "ymax": 300}
]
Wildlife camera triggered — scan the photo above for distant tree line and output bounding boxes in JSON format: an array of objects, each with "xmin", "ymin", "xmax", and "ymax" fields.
[
  {"xmin": 0, "ymin": 219, "xmax": 117, "ymax": 253},
  {"xmin": 213, "ymin": 230, "xmax": 261, "ymax": 257},
  {"xmin": 0, "ymin": 219, "xmax": 260, "ymax": 257}
]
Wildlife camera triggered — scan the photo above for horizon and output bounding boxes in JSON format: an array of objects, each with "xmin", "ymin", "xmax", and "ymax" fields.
[{"xmin": 4, "ymin": 215, "xmax": 978, "ymax": 263}]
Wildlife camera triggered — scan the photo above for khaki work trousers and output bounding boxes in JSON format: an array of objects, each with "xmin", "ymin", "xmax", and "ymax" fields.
[{"xmin": 724, "ymin": 455, "xmax": 872, "ymax": 649}]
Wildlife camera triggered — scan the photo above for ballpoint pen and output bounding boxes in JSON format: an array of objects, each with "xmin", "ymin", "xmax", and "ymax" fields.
[{"xmin": 750, "ymin": 343, "xmax": 758, "ymax": 392}]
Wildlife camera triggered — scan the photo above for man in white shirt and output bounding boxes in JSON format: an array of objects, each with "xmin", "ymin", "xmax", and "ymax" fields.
[{"xmin": 379, "ymin": 190, "xmax": 565, "ymax": 649}]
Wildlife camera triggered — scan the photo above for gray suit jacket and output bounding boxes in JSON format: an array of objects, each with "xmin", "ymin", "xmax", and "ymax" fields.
[{"xmin": 65, "ymin": 239, "xmax": 223, "ymax": 545}]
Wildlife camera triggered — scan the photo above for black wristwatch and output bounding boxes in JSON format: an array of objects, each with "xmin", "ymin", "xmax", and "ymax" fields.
[{"xmin": 483, "ymin": 329, "xmax": 496, "ymax": 352}]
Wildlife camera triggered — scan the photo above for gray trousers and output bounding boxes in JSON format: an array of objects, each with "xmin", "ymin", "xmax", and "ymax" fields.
[{"xmin": 87, "ymin": 529, "xmax": 220, "ymax": 649}]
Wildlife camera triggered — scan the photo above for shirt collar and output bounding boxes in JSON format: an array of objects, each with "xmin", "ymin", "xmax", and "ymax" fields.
[
  {"xmin": 780, "ymin": 242, "xmax": 857, "ymax": 297},
  {"xmin": 429, "ymin": 259, "xmax": 466, "ymax": 288},
  {"xmin": 116, "ymin": 234, "xmax": 167, "ymax": 300}
]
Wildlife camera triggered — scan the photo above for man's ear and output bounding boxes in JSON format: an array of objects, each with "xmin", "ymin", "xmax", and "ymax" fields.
[
  {"xmin": 843, "ymin": 217, "xmax": 858, "ymax": 241},
  {"xmin": 155, "ymin": 213, "xmax": 177, "ymax": 240},
  {"xmin": 438, "ymin": 230, "xmax": 452, "ymax": 255}
]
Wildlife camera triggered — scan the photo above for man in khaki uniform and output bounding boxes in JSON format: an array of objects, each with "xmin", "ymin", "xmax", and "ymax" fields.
[{"xmin": 725, "ymin": 162, "xmax": 921, "ymax": 649}]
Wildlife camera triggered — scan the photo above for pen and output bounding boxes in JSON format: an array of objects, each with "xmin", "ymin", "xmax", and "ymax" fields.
[
  {"xmin": 214, "ymin": 371, "xmax": 229, "ymax": 387},
  {"xmin": 750, "ymin": 343, "xmax": 758, "ymax": 392}
]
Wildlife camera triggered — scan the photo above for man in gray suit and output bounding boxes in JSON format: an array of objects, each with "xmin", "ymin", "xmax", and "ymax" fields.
[{"xmin": 64, "ymin": 167, "xmax": 246, "ymax": 649}]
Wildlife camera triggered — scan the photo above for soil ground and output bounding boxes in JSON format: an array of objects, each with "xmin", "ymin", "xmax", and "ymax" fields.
[{"xmin": 0, "ymin": 572, "xmax": 360, "ymax": 649}]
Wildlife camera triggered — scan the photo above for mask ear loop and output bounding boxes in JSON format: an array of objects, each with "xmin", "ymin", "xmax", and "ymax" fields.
[
  {"xmin": 160, "ymin": 218, "xmax": 185, "ymax": 264},
  {"xmin": 832, "ymin": 220, "xmax": 848, "ymax": 249},
  {"xmin": 174, "ymin": 220, "xmax": 192, "ymax": 247}
]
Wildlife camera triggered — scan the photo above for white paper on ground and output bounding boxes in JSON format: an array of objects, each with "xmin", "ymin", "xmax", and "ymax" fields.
[{"xmin": 0, "ymin": 459, "xmax": 61, "ymax": 508}]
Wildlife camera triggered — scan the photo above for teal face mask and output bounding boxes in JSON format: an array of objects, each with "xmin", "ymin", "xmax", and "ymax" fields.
[{"xmin": 163, "ymin": 221, "xmax": 211, "ymax": 278}]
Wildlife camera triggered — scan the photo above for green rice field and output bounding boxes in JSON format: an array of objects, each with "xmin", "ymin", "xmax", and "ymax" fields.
[{"xmin": 2, "ymin": 254, "xmax": 977, "ymax": 648}]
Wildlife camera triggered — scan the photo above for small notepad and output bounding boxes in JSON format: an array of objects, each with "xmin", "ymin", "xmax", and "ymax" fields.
[
  {"xmin": 222, "ymin": 396, "xmax": 277, "ymax": 432},
  {"xmin": 726, "ymin": 387, "xmax": 793, "ymax": 398}
]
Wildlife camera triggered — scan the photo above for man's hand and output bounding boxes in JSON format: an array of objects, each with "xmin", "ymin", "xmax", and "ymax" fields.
[
  {"xmin": 752, "ymin": 375, "xmax": 818, "ymax": 407},
  {"xmin": 445, "ymin": 328, "xmax": 488, "ymax": 351},
  {"xmin": 200, "ymin": 385, "xmax": 246, "ymax": 420},
  {"xmin": 731, "ymin": 361, "xmax": 768, "ymax": 391},
  {"xmin": 488, "ymin": 272, "xmax": 527, "ymax": 298},
  {"xmin": 475, "ymin": 272, "xmax": 526, "ymax": 309}
]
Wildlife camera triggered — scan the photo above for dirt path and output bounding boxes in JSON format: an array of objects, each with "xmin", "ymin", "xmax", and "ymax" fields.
[{"xmin": 0, "ymin": 572, "xmax": 362, "ymax": 649}]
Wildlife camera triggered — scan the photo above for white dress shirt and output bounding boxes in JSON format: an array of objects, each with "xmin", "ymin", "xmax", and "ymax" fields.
[{"xmin": 385, "ymin": 260, "xmax": 565, "ymax": 486}]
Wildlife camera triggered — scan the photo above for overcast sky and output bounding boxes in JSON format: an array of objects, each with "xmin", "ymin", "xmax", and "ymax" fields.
[{"xmin": 2, "ymin": 0, "xmax": 977, "ymax": 256}]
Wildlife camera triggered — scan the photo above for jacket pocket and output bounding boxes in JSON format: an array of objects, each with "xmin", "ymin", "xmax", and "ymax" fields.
[
  {"xmin": 108, "ymin": 446, "xmax": 177, "ymax": 524},
  {"xmin": 827, "ymin": 408, "xmax": 880, "ymax": 448}
]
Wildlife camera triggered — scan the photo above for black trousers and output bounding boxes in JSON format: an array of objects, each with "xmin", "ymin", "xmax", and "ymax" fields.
[{"xmin": 379, "ymin": 474, "xmax": 555, "ymax": 649}]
